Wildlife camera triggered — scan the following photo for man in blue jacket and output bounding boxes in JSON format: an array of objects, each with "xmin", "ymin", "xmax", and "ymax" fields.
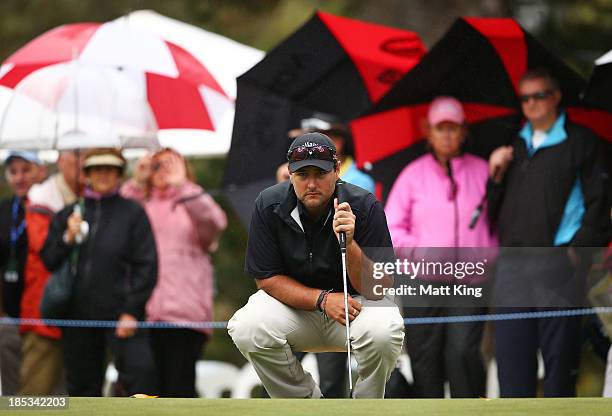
[{"xmin": 0, "ymin": 151, "xmax": 41, "ymax": 395}]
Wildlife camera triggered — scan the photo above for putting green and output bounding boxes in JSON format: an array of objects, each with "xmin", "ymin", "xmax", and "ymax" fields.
[{"xmin": 3, "ymin": 397, "xmax": 611, "ymax": 416}]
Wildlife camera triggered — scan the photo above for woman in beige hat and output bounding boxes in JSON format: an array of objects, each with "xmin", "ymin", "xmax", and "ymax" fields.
[{"xmin": 41, "ymin": 148, "xmax": 158, "ymax": 396}]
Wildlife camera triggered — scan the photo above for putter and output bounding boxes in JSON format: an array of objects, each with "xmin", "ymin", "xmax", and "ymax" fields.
[
  {"xmin": 339, "ymin": 230, "xmax": 353, "ymax": 397},
  {"xmin": 336, "ymin": 181, "xmax": 353, "ymax": 398}
]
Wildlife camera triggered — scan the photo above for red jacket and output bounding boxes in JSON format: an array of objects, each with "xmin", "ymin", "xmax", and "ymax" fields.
[{"xmin": 20, "ymin": 205, "xmax": 60, "ymax": 339}]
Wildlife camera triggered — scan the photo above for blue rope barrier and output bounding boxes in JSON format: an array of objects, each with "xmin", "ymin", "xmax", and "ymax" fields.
[
  {"xmin": 0, "ymin": 317, "xmax": 228, "ymax": 329},
  {"xmin": 2, "ymin": 307, "xmax": 612, "ymax": 329},
  {"xmin": 402, "ymin": 307, "xmax": 612, "ymax": 325}
]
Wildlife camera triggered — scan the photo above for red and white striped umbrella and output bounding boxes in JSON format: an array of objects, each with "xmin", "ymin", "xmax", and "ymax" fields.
[{"xmin": 0, "ymin": 18, "xmax": 233, "ymax": 133}]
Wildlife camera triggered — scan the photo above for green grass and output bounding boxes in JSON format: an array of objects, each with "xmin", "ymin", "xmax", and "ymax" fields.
[{"xmin": 4, "ymin": 398, "xmax": 611, "ymax": 416}]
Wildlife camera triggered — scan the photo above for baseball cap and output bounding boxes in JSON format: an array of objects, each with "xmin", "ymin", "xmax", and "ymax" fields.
[
  {"xmin": 5, "ymin": 150, "xmax": 41, "ymax": 166},
  {"xmin": 287, "ymin": 132, "xmax": 337, "ymax": 173},
  {"xmin": 428, "ymin": 96, "xmax": 465, "ymax": 125}
]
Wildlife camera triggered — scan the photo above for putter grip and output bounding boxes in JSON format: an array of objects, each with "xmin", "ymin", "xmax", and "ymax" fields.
[{"xmin": 336, "ymin": 180, "xmax": 347, "ymax": 252}]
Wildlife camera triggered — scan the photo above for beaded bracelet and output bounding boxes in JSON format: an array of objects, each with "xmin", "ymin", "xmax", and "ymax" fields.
[
  {"xmin": 316, "ymin": 289, "xmax": 333, "ymax": 312},
  {"xmin": 321, "ymin": 291, "xmax": 331, "ymax": 315}
]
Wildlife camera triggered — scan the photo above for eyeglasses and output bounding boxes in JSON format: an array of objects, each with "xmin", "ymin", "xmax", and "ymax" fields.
[
  {"xmin": 287, "ymin": 145, "xmax": 336, "ymax": 163},
  {"xmin": 518, "ymin": 89, "xmax": 554, "ymax": 103}
]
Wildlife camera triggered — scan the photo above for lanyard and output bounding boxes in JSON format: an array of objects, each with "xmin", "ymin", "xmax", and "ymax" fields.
[{"xmin": 10, "ymin": 197, "xmax": 26, "ymax": 248}]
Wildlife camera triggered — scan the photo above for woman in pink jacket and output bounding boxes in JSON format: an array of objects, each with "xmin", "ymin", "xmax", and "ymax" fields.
[
  {"xmin": 121, "ymin": 148, "xmax": 227, "ymax": 397},
  {"xmin": 385, "ymin": 97, "xmax": 496, "ymax": 398}
]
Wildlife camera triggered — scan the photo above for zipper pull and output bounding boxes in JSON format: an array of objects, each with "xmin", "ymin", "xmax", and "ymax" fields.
[{"xmin": 309, "ymin": 252, "xmax": 313, "ymax": 263}]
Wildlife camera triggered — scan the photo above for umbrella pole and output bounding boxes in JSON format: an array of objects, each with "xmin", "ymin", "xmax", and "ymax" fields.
[{"xmin": 75, "ymin": 148, "xmax": 81, "ymax": 198}]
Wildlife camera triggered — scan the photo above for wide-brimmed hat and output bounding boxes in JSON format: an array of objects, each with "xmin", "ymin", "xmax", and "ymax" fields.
[{"xmin": 83, "ymin": 148, "xmax": 126, "ymax": 170}]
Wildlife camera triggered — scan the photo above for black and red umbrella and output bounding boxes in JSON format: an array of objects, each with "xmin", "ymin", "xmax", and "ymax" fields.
[
  {"xmin": 222, "ymin": 11, "xmax": 426, "ymax": 225},
  {"xmin": 350, "ymin": 17, "xmax": 610, "ymax": 200},
  {"xmin": 582, "ymin": 49, "xmax": 612, "ymax": 113},
  {"xmin": 580, "ymin": 49, "xmax": 612, "ymax": 175},
  {"xmin": 578, "ymin": 48, "xmax": 612, "ymax": 140}
]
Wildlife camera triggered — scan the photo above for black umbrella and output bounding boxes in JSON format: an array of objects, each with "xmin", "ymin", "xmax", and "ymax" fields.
[
  {"xmin": 583, "ymin": 49, "xmax": 612, "ymax": 113},
  {"xmin": 222, "ymin": 10, "xmax": 425, "ymax": 225},
  {"xmin": 350, "ymin": 17, "xmax": 601, "ymax": 200},
  {"xmin": 580, "ymin": 49, "xmax": 612, "ymax": 176}
]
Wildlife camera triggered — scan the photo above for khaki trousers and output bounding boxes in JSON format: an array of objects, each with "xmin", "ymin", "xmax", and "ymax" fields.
[
  {"xmin": 228, "ymin": 290, "xmax": 404, "ymax": 398},
  {"xmin": 19, "ymin": 332, "xmax": 64, "ymax": 395}
]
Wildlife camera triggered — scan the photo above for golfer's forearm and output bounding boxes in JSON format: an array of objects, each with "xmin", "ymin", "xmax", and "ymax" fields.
[
  {"xmin": 346, "ymin": 241, "xmax": 363, "ymax": 293},
  {"xmin": 346, "ymin": 242, "xmax": 391, "ymax": 300},
  {"xmin": 256, "ymin": 275, "xmax": 321, "ymax": 310}
]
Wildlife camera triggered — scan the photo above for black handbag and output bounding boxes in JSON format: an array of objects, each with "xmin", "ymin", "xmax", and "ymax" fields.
[
  {"xmin": 40, "ymin": 257, "xmax": 76, "ymax": 319},
  {"xmin": 40, "ymin": 201, "xmax": 83, "ymax": 320}
]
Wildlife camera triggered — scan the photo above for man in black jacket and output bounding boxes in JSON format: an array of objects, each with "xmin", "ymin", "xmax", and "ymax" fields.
[
  {"xmin": 488, "ymin": 68, "xmax": 611, "ymax": 397},
  {"xmin": 228, "ymin": 133, "xmax": 404, "ymax": 398},
  {"xmin": 0, "ymin": 151, "xmax": 41, "ymax": 395}
]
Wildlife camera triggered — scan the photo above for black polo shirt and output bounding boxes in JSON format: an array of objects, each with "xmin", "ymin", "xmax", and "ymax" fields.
[{"xmin": 245, "ymin": 180, "xmax": 393, "ymax": 293}]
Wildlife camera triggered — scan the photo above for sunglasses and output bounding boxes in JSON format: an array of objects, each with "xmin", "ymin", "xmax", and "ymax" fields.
[
  {"xmin": 519, "ymin": 89, "xmax": 554, "ymax": 103},
  {"xmin": 287, "ymin": 145, "xmax": 336, "ymax": 163}
]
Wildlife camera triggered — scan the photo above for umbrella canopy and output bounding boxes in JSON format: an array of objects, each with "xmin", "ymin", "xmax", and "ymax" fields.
[
  {"xmin": 583, "ymin": 49, "xmax": 612, "ymax": 113},
  {"xmin": 581, "ymin": 49, "xmax": 612, "ymax": 175},
  {"xmin": 351, "ymin": 17, "xmax": 608, "ymax": 200},
  {"xmin": 122, "ymin": 10, "xmax": 264, "ymax": 101},
  {"xmin": 578, "ymin": 49, "xmax": 612, "ymax": 140},
  {"xmin": 0, "ymin": 62, "xmax": 158, "ymax": 150},
  {"xmin": 116, "ymin": 10, "xmax": 265, "ymax": 156},
  {"xmin": 0, "ymin": 18, "xmax": 233, "ymax": 152},
  {"xmin": 223, "ymin": 10, "xmax": 425, "ymax": 225}
]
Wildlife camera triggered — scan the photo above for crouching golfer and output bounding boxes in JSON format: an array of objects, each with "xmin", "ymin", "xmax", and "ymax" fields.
[{"xmin": 228, "ymin": 132, "xmax": 404, "ymax": 398}]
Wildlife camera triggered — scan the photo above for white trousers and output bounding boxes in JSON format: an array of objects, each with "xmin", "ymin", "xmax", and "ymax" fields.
[{"xmin": 228, "ymin": 290, "xmax": 404, "ymax": 398}]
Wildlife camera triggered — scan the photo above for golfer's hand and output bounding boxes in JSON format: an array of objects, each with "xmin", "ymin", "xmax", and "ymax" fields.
[
  {"xmin": 333, "ymin": 198, "xmax": 356, "ymax": 246},
  {"xmin": 115, "ymin": 313, "xmax": 137, "ymax": 339},
  {"xmin": 489, "ymin": 146, "xmax": 513, "ymax": 183},
  {"xmin": 324, "ymin": 293, "xmax": 362, "ymax": 326},
  {"xmin": 64, "ymin": 212, "xmax": 82, "ymax": 245}
]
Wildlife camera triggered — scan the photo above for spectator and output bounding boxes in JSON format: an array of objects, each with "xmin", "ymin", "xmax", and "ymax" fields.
[
  {"xmin": 488, "ymin": 68, "xmax": 611, "ymax": 397},
  {"xmin": 327, "ymin": 126, "xmax": 374, "ymax": 193},
  {"xmin": 41, "ymin": 148, "xmax": 157, "ymax": 396},
  {"xmin": 122, "ymin": 148, "xmax": 227, "ymax": 397},
  {"xmin": 385, "ymin": 96, "xmax": 497, "ymax": 397},
  {"xmin": 19, "ymin": 150, "xmax": 85, "ymax": 395},
  {"xmin": 0, "ymin": 151, "xmax": 41, "ymax": 395}
]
